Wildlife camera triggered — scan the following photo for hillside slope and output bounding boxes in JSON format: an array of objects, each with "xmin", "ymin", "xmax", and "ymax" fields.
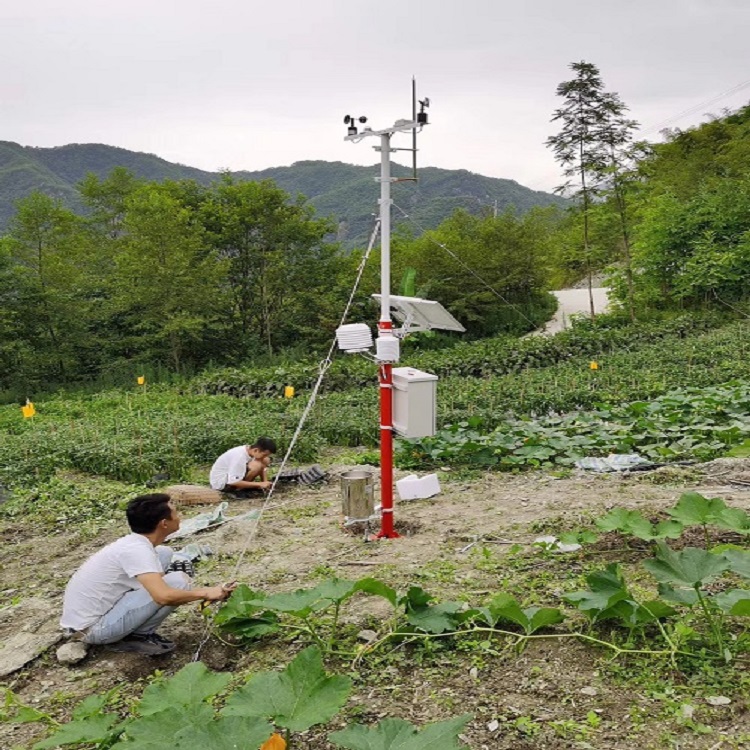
[{"xmin": 0, "ymin": 142, "xmax": 566, "ymax": 245}]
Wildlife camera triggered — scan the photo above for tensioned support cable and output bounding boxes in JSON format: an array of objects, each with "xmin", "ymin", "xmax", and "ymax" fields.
[{"xmin": 192, "ymin": 216, "xmax": 381, "ymax": 661}]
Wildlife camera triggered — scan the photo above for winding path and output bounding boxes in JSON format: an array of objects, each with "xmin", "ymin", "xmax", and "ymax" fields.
[{"xmin": 541, "ymin": 287, "xmax": 611, "ymax": 335}]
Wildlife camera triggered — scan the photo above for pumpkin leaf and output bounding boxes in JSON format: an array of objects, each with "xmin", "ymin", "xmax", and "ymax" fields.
[
  {"xmin": 222, "ymin": 646, "xmax": 351, "ymax": 733},
  {"xmin": 329, "ymin": 714, "xmax": 472, "ymax": 750}
]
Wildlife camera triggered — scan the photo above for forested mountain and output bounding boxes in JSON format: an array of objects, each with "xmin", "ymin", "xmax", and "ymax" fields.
[{"xmin": 0, "ymin": 141, "xmax": 565, "ymax": 245}]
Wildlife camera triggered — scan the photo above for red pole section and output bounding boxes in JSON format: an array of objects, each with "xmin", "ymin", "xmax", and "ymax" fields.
[{"xmin": 377, "ymin": 324, "xmax": 399, "ymax": 539}]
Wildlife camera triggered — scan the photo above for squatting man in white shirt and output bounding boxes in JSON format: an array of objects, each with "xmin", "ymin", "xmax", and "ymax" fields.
[
  {"xmin": 209, "ymin": 437, "xmax": 277, "ymax": 494},
  {"xmin": 60, "ymin": 493, "xmax": 236, "ymax": 656}
]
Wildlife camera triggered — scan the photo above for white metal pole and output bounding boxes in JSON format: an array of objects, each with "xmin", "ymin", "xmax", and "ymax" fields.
[{"xmin": 379, "ymin": 133, "xmax": 392, "ymax": 323}]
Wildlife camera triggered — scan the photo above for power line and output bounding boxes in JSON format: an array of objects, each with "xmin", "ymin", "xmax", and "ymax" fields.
[{"xmin": 639, "ymin": 79, "xmax": 750, "ymax": 136}]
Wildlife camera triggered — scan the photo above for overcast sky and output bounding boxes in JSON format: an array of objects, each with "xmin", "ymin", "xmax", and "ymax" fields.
[{"xmin": 2, "ymin": 0, "xmax": 749, "ymax": 193}]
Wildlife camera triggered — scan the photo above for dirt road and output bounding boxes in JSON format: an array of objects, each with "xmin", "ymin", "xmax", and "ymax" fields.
[{"xmin": 542, "ymin": 287, "xmax": 611, "ymax": 334}]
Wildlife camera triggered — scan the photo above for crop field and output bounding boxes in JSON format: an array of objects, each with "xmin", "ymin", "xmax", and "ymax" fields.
[{"xmin": 3, "ymin": 314, "xmax": 750, "ymax": 749}]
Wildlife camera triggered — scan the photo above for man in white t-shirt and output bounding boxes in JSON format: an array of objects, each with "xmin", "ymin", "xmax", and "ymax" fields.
[
  {"xmin": 60, "ymin": 493, "xmax": 236, "ymax": 656},
  {"xmin": 209, "ymin": 437, "xmax": 277, "ymax": 493}
]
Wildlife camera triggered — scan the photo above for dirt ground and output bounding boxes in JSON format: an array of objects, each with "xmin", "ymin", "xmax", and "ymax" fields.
[{"xmin": 2, "ymin": 459, "xmax": 750, "ymax": 749}]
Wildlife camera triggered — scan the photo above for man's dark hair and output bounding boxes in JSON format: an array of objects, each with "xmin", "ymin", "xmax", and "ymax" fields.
[
  {"xmin": 252, "ymin": 437, "xmax": 277, "ymax": 454},
  {"xmin": 126, "ymin": 493, "xmax": 174, "ymax": 534}
]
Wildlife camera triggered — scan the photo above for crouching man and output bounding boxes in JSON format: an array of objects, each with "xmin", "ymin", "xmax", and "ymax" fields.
[
  {"xmin": 60, "ymin": 493, "xmax": 234, "ymax": 656},
  {"xmin": 210, "ymin": 437, "xmax": 277, "ymax": 494}
]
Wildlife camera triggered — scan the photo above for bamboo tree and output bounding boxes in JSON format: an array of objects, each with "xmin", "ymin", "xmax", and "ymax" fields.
[
  {"xmin": 546, "ymin": 61, "xmax": 608, "ymax": 317},
  {"xmin": 594, "ymin": 92, "xmax": 641, "ymax": 322}
]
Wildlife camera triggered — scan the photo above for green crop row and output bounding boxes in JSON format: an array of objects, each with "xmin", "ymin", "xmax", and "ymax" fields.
[
  {"xmin": 1, "ymin": 318, "xmax": 746, "ymax": 488},
  {"xmin": 189, "ymin": 313, "xmax": 725, "ymax": 398},
  {"xmin": 312, "ymin": 320, "xmax": 750, "ymax": 445},
  {"xmin": 396, "ymin": 380, "xmax": 750, "ymax": 470},
  {"xmin": 0, "ymin": 390, "xmax": 319, "ymax": 488}
]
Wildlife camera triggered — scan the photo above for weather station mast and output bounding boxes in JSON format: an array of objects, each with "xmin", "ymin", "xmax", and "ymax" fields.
[{"xmin": 337, "ymin": 82, "xmax": 464, "ymax": 539}]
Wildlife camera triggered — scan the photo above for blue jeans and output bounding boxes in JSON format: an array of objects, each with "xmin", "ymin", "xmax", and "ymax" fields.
[{"xmin": 83, "ymin": 546, "xmax": 192, "ymax": 645}]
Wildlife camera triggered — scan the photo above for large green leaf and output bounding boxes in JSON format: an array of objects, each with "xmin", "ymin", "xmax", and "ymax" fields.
[
  {"xmin": 595, "ymin": 508, "xmax": 639, "ymax": 533},
  {"xmin": 712, "ymin": 589, "xmax": 750, "ymax": 616},
  {"xmin": 723, "ymin": 548, "xmax": 750, "ymax": 578},
  {"xmin": 354, "ymin": 577, "xmax": 399, "ymax": 607},
  {"xmin": 219, "ymin": 613, "xmax": 281, "ymax": 640},
  {"xmin": 172, "ymin": 716, "xmax": 274, "ymax": 750},
  {"xmin": 72, "ymin": 693, "xmax": 110, "ymax": 720},
  {"xmin": 525, "ymin": 607, "xmax": 565, "ymax": 634},
  {"xmin": 480, "ymin": 593, "xmax": 563, "ymax": 634},
  {"xmin": 594, "ymin": 509, "xmax": 679, "ymax": 541},
  {"xmin": 654, "ymin": 520, "xmax": 685, "ymax": 539},
  {"xmin": 138, "ymin": 662, "xmax": 232, "ymax": 716},
  {"xmin": 114, "ymin": 706, "xmax": 213, "ymax": 749},
  {"xmin": 482, "ymin": 593, "xmax": 525, "ymax": 628},
  {"xmin": 563, "ymin": 564, "xmax": 630, "ymax": 620},
  {"xmin": 258, "ymin": 578, "xmax": 359, "ymax": 617},
  {"xmin": 667, "ymin": 492, "xmax": 727, "ymax": 526},
  {"xmin": 222, "ymin": 646, "xmax": 352, "ymax": 733},
  {"xmin": 329, "ymin": 715, "xmax": 471, "ymax": 750},
  {"xmin": 658, "ymin": 583, "xmax": 699, "ymax": 607},
  {"xmin": 643, "ymin": 543, "xmax": 730, "ymax": 587},
  {"xmin": 34, "ymin": 715, "xmax": 122, "ymax": 749},
  {"xmin": 607, "ymin": 599, "xmax": 677, "ymax": 627},
  {"xmin": 406, "ymin": 602, "xmax": 465, "ymax": 634},
  {"xmin": 258, "ymin": 588, "xmax": 328, "ymax": 617},
  {"xmin": 214, "ymin": 584, "xmax": 267, "ymax": 624},
  {"xmin": 715, "ymin": 506, "xmax": 750, "ymax": 534},
  {"xmin": 400, "ymin": 586, "xmax": 464, "ymax": 634}
]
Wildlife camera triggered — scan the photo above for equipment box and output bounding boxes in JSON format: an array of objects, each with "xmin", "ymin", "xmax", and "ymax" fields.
[{"xmin": 392, "ymin": 367, "xmax": 438, "ymax": 438}]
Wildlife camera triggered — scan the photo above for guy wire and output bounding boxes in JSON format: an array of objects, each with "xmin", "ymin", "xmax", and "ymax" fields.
[{"xmin": 191, "ymin": 216, "xmax": 381, "ymax": 661}]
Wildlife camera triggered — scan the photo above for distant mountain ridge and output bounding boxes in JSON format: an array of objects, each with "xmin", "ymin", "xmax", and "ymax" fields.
[{"xmin": 0, "ymin": 141, "xmax": 567, "ymax": 245}]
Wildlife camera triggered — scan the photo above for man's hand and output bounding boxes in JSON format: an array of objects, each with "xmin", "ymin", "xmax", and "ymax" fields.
[
  {"xmin": 258, "ymin": 480, "xmax": 272, "ymax": 490},
  {"xmin": 203, "ymin": 584, "xmax": 234, "ymax": 602}
]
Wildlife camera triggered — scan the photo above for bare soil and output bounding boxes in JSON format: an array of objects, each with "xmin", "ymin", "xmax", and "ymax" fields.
[{"xmin": 2, "ymin": 459, "xmax": 750, "ymax": 749}]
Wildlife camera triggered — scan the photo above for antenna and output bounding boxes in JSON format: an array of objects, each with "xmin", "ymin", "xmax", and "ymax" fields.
[{"xmin": 412, "ymin": 77, "xmax": 417, "ymax": 180}]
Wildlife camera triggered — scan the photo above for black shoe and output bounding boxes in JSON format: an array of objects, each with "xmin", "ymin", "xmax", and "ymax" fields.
[{"xmin": 107, "ymin": 632, "xmax": 176, "ymax": 656}]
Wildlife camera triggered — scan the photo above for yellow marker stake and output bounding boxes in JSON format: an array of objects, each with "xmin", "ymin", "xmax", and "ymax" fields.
[
  {"xmin": 589, "ymin": 361, "xmax": 599, "ymax": 371},
  {"xmin": 137, "ymin": 376, "xmax": 146, "ymax": 386},
  {"xmin": 21, "ymin": 401, "xmax": 36, "ymax": 419},
  {"xmin": 284, "ymin": 385, "xmax": 295, "ymax": 398}
]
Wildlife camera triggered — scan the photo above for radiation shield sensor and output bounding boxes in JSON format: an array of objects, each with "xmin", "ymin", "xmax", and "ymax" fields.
[{"xmin": 371, "ymin": 295, "xmax": 466, "ymax": 337}]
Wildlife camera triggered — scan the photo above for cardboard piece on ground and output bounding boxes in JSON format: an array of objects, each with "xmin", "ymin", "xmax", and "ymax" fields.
[
  {"xmin": 164, "ymin": 484, "xmax": 225, "ymax": 506},
  {"xmin": 396, "ymin": 473, "xmax": 441, "ymax": 500}
]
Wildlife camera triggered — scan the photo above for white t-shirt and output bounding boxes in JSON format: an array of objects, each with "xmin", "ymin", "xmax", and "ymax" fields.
[
  {"xmin": 60, "ymin": 534, "xmax": 164, "ymax": 631},
  {"xmin": 209, "ymin": 445, "xmax": 250, "ymax": 490}
]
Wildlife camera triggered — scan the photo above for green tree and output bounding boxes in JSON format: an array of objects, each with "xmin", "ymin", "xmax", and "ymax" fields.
[
  {"xmin": 2, "ymin": 192, "xmax": 97, "ymax": 383},
  {"xmin": 199, "ymin": 177, "xmax": 343, "ymax": 355},
  {"xmin": 547, "ymin": 61, "xmax": 609, "ymax": 316},
  {"xmin": 113, "ymin": 183, "xmax": 227, "ymax": 371},
  {"xmin": 78, "ymin": 167, "xmax": 141, "ymax": 240},
  {"xmin": 394, "ymin": 208, "xmax": 557, "ymax": 337},
  {"xmin": 625, "ymin": 104, "xmax": 750, "ymax": 307},
  {"xmin": 594, "ymin": 92, "xmax": 641, "ymax": 321}
]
